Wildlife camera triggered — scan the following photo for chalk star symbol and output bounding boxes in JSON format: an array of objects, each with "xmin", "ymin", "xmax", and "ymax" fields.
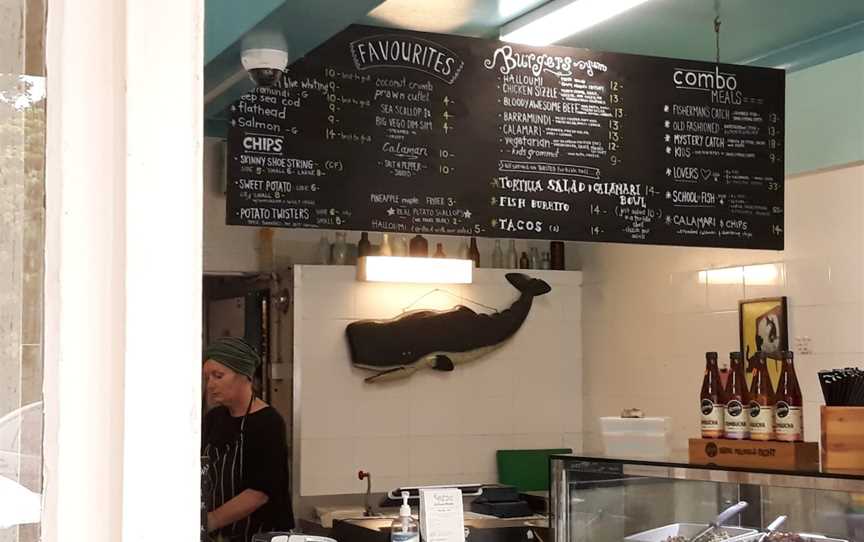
[
  {"xmin": 230, "ymin": 119, "xmax": 236, "ymax": 127},
  {"xmin": 231, "ymin": 105, "xmax": 236, "ymax": 112},
  {"xmin": 490, "ymin": 197, "xmax": 497, "ymax": 205},
  {"xmin": 663, "ymin": 105, "xmax": 669, "ymax": 113},
  {"xmin": 491, "ymin": 219, "xmax": 498, "ymax": 228},
  {"xmin": 665, "ymin": 168, "xmax": 672, "ymax": 176},
  {"xmin": 443, "ymin": 96, "xmax": 451, "ymax": 105},
  {"xmin": 387, "ymin": 208, "xmax": 395, "ymax": 216},
  {"xmin": 665, "ymin": 191, "xmax": 671, "ymax": 199},
  {"xmin": 664, "ymin": 120, "xmax": 670, "ymax": 128},
  {"xmin": 665, "ymin": 146, "xmax": 671, "ymax": 154},
  {"xmin": 664, "ymin": 134, "xmax": 671, "ymax": 143},
  {"xmin": 490, "ymin": 178, "xmax": 499, "ymax": 188},
  {"xmin": 665, "ymin": 216, "xmax": 672, "ymax": 225},
  {"xmin": 464, "ymin": 210, "xmax": 472, "ymax": 219}
]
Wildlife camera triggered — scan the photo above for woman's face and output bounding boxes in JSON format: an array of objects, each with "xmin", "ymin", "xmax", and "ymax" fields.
[{"xmin": 203, "ymin": 359, "xmax": 247, "ymax": 406}]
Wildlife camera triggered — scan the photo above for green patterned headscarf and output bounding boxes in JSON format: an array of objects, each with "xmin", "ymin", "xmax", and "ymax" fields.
[{"xmin": 203, "ymin": 337, "xmax": 260, "ymax": 379}]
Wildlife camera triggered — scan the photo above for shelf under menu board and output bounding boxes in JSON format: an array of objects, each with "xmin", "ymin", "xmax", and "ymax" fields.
[{"xmin": 226, "ymin": 24, "xmax": 785, "ymax": 250}]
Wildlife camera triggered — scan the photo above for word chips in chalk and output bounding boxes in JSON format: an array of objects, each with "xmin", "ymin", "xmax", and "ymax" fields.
[{"xmin": 227, "ymin": 24, "xmax": 785, "ymax": 249}]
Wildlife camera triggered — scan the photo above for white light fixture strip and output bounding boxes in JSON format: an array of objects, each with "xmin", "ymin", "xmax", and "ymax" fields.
[
  {"xmin": 500, "ymin": 0, "xmax": 653, "ymax": 46},
  {"xmin": 357, "ymin": 256, "xmax": 474, "ymax": 284}
]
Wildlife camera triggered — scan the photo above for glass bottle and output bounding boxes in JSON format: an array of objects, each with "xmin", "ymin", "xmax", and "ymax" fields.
[
  {"xmin": 550, "ymin": 241, "xmax": 565, "ymax": 270},
  {"xmin": 723, "ymin": 352, "xmax": 750, "ymax": 440},
  {"xmin": 506, "ymin": 240, "xmax": 517, "ymax": 269},
  {"xmin": 457, "ymin": 238, "xmax": 469, "ymax": 259},
  {"xmin": 519, "ymin": 252, "xmax": 530, "ymax": 269},
  {"xmin": 491, "ymin": 240, "xmax": 504, "ymax": 268},
  {"xmin": 380, "ymin": 233, "xmax": 392, "ymax": 256},
  {"xmin": 700, "ymin": 352, "xmax": 725, "ymax": 439},
  {"xmin": 774, "ymin": 350, "xmax": 803, "ymax": 442},
  {"xmin": 469, "ymin": 237, "xmax": 481, "ymax": 268},
  {"xmin": 529, "ymin": 247, "xmax": 540, "ymax": 269},
  {"xmin": 317, "ymin": 234, "xmax": 331, "ymax": 265},
  {"xmin": 392, "ymin": 235, "xmax": 407, "ymax": 257},
  {"xmin": 434, "ymin": 243, "xmax": 446, "ymax": 258},
  {"xmin": 541, "ymin": 251, "xmax": 551, "ymax": 270},
  {"xmin": 748, "ymin": 352, "xmax": 775, "ymax": 441},
  {"xmin": 409, "ymin": 234, "xmax": 428, "ymax": 257},
  {"xmin": 332, "ymin": 232, "xmax": 348, "ymax": 265},
  {"xmin": 358, "ymin": 232, "xmax": 371, "ymax": 257}
]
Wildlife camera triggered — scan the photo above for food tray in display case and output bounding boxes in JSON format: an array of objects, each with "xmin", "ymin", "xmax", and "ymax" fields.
[
  {"xmin": 734, "ymin": 535, "xmax": 847, "ymax": 542},
  {"xmin": 623, "ymin": 523, "xmax": 756, "ymax": 542},
  {"xmin": 549, "ymin": 455, "xmax": 864, "ymax": 542}
]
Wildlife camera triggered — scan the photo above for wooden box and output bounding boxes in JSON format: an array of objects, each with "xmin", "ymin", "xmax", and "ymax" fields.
[
  {"xmin": 821, "ymin": 406, "xmax": 864, "ymax": 471},
  {"xmin": 688, "ymin": 438, "xmax": 819, "ymax": 471}
]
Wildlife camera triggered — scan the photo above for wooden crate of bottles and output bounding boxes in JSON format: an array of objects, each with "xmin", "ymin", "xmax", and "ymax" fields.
[
  {"xmin": 821, "ymin": 406, "xmax": 864, "ymax": 471},
  {"xmin": 689, "ymin": 438, "xmax": 819, "ymax": 470},
  {"xmin": 690, "ymin": 350, "xmax": 818, "ymax": 470}
]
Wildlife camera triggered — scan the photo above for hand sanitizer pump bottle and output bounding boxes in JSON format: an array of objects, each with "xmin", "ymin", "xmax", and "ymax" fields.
[{"xmin": 391, "ymin": 491, "xmax": 419, "ymax": 542}]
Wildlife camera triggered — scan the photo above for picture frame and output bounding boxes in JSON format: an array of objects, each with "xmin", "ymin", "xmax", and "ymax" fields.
[{"xmin": 738, "ymin": 296, "xmax": 789, "ymax": 385}]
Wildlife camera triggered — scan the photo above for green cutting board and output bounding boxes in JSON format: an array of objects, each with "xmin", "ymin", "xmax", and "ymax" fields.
[{"xmin": 496, "ymin": 448, "xmax": 572, "ymax": 492}]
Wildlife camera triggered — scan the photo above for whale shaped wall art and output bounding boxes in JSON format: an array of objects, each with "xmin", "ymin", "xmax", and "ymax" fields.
[{"xmin": 345, "ymin": 273, "xmax": 552, "ymax": 383}]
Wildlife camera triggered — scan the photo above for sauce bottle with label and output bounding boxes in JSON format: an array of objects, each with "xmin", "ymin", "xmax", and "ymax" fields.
[
  {"xmin": 723, "ymin": 352, "xmax": 750, "ymax": 440},
  {"xmin": 774, "ymin": 350, "xmax": 803, "ymax": 442},
  {"xmin": 700, "ymin": 352, "xmax": 725, "ymax": 438},
  {"xmin": 748, "ymin": 351, "xmax": 775, "ymax": 441}
]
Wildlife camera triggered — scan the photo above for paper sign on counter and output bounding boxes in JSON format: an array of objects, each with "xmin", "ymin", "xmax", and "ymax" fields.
[{"xmin": 419, "ymin": 488, "xmax": 465, "ymax": 542}]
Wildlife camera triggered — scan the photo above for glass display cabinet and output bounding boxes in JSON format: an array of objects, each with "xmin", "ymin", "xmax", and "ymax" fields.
[{"xmin": 550, "ymin": 455, "xmax": 864, "ymax": 542}]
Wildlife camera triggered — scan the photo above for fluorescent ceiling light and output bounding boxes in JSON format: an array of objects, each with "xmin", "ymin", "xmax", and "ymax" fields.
[
  {"xmin": 357, "ymin": 256, "xmax": 473, "ymax": 284},
  {"xmin": 500, "ymin": 0, "xmax": 653, "ymax": 46}
]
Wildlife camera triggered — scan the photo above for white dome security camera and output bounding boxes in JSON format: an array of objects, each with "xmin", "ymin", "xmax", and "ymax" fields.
[{"xmin": 241, "ymin": 47, "xmax": 289, "ymax": 87}]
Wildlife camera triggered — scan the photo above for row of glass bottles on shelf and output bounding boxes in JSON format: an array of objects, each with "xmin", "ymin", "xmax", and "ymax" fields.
[{"xmin": 318, "ymin": 232, "xmax": 565, "ymax": 270}]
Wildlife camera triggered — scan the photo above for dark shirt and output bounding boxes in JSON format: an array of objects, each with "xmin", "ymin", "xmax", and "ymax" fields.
[{"xmin": 202, "ymin": 405, "xmax": 294, "ymax": 539}]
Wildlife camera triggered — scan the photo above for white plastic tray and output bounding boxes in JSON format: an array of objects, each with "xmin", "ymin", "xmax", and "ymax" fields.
[{"xmin": 623, "ymin": 522, "xmax": 757, "ymax": 542}]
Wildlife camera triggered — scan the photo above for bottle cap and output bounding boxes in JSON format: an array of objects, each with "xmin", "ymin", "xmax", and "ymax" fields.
[
  {"xmin": 400, "ymin": 491, "xmax": 411, "ymax": 518},
  {"xmin": 706, "ymin": 352, "xmax": 718, "ymax": 360},
  {"xmin": 730, "ymin": 352, "xmax": 742, "ymax": 360}
]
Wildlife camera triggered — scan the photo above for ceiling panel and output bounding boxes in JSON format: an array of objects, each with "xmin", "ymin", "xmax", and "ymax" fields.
[{"xmin": 204, "ymin": 0, "xmax": 864, "ymax": 131}]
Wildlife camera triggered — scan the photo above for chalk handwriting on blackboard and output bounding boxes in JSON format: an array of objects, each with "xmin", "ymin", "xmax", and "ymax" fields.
[{"xmin": 226, "ymin": 24, "xmax": 785, "ymax": 250}]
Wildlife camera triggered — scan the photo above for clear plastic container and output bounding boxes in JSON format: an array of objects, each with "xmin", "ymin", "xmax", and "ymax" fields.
[{"xmin": 600, "ymin": 417, "xmax": 672, "ymax": 459}]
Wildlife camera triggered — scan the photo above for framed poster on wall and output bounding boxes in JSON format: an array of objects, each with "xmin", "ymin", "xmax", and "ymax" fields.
[{"xmin": 739, "ymin": 296, "xmax": 789, "ymax": 385}]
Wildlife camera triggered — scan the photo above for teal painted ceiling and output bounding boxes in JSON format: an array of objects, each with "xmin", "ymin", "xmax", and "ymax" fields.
[{"xmin": 204, "ymin": 0, "xmax": 864, "ymax": 134}]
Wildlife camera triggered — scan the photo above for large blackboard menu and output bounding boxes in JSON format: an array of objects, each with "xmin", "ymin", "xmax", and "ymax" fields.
[{"xmin": 227, "ymin": 24, "xmax": 785, "ymax": 249}]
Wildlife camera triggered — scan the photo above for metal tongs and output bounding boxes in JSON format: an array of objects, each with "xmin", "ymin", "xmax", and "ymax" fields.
[
  {"xmin": 689, "ymin": 501, "xmax": 749, "ymax": 542},
  {"xmin": 755, "ymin": 516, "xmax": 788, "ymax": 542}
]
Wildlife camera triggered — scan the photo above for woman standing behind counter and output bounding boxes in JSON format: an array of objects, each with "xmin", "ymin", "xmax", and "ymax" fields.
[{"xmin": 202, "ymin": 337, "xmax": 294, "ymax": 541}]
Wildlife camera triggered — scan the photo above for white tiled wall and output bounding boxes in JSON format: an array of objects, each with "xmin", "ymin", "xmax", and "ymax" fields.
[
  {"xmin": 580, "ymin": 163, "xmax": 864, "ymax": 452},
  {"xmin": 293, "ymin": 266, "xmax": 582, "ymax": 496}
]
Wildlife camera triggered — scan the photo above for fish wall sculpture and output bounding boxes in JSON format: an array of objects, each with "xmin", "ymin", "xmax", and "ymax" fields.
[{"xmin": 346, "ymin": 273, "xmax": 552, "ymax": 382}]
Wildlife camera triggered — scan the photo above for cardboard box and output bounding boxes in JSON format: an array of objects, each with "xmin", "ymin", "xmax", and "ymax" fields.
[{"xmin": 688, "ymin": 438, "xmax": 819, "ymax": 470}]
